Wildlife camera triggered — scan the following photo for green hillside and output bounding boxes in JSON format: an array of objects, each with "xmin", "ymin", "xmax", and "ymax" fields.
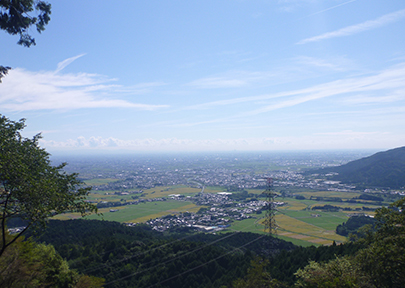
[{"xmin": 314, "ymin": 146, "xmax": 405, "ymax": 189}]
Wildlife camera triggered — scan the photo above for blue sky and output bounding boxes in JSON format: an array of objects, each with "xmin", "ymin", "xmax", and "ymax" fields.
[{"xmin": 1, "ymin": 0, "xmax": 405, "ymax": 153}]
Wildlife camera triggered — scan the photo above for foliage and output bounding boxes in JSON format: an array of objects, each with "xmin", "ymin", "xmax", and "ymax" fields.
[
  {"xmin": 0, "ymin": 0, "xmax": 51, "ymax": 47},
  {"xmin": 353, "ymin": 197, "xmax": 405, "ymax": 288},
  {"xmin": 266, "ymin": 242, "xmax": 361, "ymax": 285},
  {"xmin": 294, "ymin": 196, "xmax": 405, "ymax": 288},
  {"xmin": 0, "ymin": 1, "xmax": 51, "ymax": 82},
  {"xmin": 0, "ymin": 65, "xmax": 11, "ymax": 82},
  {"xmin": 0, "ymin": 115, "xmax": 97, "ymax": 257},
  {"xmin": 233, "ymin": 258, "xmax": 289, "ymax": 288},
  {"xmin": 335, "ymin": 215, "xmax": 376, "ymax": 237},
  {"xmin": 34, "ymin": 219, "xmax": 367, "ymax": 288},
  {"xmin": 309, "ymin": 146, "xmax": 405, "ymax": 189},
  {"xmin": 294, "ymin": 256, "xmax": 374, "ymax": 288},
  {"xmin": 33, "ymin": 220, "xmax": 277, "ymax": 288},
  {"xmin": 0, "ymin": 233, "xmax": 104, "ymax": 287}
]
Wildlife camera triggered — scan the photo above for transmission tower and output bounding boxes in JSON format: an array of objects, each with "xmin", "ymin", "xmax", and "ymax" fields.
[{"xmin": 262, "ymin": 177, "xmax": 277, "ymax": 236}]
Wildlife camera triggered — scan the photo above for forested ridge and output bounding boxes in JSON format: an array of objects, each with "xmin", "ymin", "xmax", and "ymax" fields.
[
  {"xmin": 30, "ymin": 220, "xmax": 361, "ymax": 287},
  {"xmin": 24, "ymin": 195, "xmax": 405, "ymax": 288},
  {"xmin": 310, "ymin": 146, "xmax": 405, "ymax": 189}
]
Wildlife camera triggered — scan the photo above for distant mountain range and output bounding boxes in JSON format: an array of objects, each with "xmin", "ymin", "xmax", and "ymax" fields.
[{"xmin": 311, "ymin": 146, "xmax": 405, "ymax": 189}]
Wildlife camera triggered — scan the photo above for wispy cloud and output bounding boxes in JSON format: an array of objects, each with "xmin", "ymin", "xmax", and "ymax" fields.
[
  {"xmin": 298, "ymin": 0, "xmax": 357, "ymax": 20},
  {"xmin": 297, "ymin": 9, "xmax": 405, "ymax": 44},
  {"xmin": 238, "ymin": 63, "xmax": 405, "ymax": 116},
  {"xmin": 181, "ymin": 63, "xmax": 405, "ymax": 125},
  {"xmin": 55, "ymin": 54, "xmax": 86, "ymax": 73},
  {"xmin": 294, "ymin": 56, "xmax": 354, "ymax": 71},
  {"xmin": 0, "ymin": 68, "xmax": 168, "ymax": 111}
]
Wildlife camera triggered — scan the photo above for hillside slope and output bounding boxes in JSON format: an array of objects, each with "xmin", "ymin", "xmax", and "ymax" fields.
[{"xmin": 316, "ymin": 146, "xmax": 405, "ymax": 189}]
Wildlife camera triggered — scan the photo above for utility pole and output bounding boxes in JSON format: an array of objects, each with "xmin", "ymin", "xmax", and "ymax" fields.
[{"xmin": 262, "ymin": 177, "xmax": 277, "ymax": 236}]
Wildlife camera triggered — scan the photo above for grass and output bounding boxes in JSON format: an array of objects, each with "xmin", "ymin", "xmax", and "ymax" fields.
[
  {"xmin": 56, "ymin": 187, "xmax": 387, "ymax": 247},
  {"xmin": 227, "ymin": 217, "xmax": 266, "ymax": 234},
  {"xmin": 280, "ymin": 210, "xmax": 348, "ymax": 230},
  {"xmin": 141, "ymin": 186, "xmax": 201, "ymax": 199},
  {"xmin": 54, "ymin": 200, "xmax": 199, "ymax": 223},
  {"xmin": 84, "ymin": 178, "xmax": 120, "ymax": 186},
  {"xmin": 274, "ymin": 213, "xmax": 347, "ymax": 245}
]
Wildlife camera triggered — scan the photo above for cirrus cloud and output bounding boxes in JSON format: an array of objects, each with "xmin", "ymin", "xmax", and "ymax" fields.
[
  {"xmin": 0, "ymin": 59, "xmax": 169, "ymax": 112},
  {"xmin": 298, "ymin": 9, "xmax": 405, "ymax": 44}
]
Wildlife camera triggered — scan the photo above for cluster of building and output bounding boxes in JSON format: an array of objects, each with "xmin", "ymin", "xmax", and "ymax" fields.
[{"xmin": 127, "ymin": 192, "xmax": 285, "ymax": 232}]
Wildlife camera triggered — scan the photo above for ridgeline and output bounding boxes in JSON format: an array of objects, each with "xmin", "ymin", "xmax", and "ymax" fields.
[{"xmin": 310, "ymin": 146, "xmax": 405, "ymax": 189}]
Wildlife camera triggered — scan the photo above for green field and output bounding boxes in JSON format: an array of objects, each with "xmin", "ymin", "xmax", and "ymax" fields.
[
  {"xmin": 57, "ymin": 180, "xmax": 386, "ymax": 246},
  {"xmin": 84, "ymin": 178, "xmax": 120, "ymax": 186},
  {"xmin": 55, "ymin": 200, "xmax": 200, "ymax": 223}
]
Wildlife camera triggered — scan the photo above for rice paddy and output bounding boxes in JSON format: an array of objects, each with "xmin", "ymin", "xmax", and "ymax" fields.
[{"xmin": 58, "ymin": 181, "xmax": 382, "ymax": 246}]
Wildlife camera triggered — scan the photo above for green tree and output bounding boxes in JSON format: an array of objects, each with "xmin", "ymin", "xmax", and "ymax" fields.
[
  {"xmin": 0, "ymin": 0, "xmax": 51, "ymax": 81},
  {"xmin": 233, "ymin": 257, "xmax": 288, "ymax": 288},
  {"xmin": 0, "ymin": 0, "xmax": 51, "ymax": 47},
  {"xmin": 294, "ymin": 256, "xmax": 373, "ymax": 288},
  {"xmin": 0, "ymin": 233, "xmax": 104, "ymax": 287},
  {"xmin": 0, "ymin": 65, "xmax": 11, "ymax": 83},
  {"xmin": 353, "ymin": 197, "xmax": 405, "ymax": 288},
  {"xmin": 0, "ymin": 115, "xmax": 97, "ymax": 257}
]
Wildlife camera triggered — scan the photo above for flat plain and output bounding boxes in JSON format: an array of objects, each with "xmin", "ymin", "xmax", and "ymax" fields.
[{"xmin": 56, "ymin": 181, "xmax": 387, "ymax": 246}]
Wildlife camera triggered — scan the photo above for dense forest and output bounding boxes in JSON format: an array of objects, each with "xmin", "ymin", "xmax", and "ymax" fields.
[
  {"xmin": 30, "ymin": 220, "xmax": 294, "ymax": 288},
  {"xmin": 28, "ymin": 219, "xmax": 359, "ymax": 287},
  {"xmin": 310, "ymin": 146, "xmax": 405, "ymax": 189},
  {"xmin": 19, "ymin": 195, "xmax": 403, "ymax": 288}
]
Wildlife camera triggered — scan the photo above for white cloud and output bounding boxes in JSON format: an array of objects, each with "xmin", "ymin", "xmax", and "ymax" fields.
[
  {"xmin": 187, "ymin": 70, "xmax": 278, "ymax": 89},
  {"xmin": 0, "ymin": 68, "xmax": 169, "ymax": 112},
  {"xmin": 297, "ymin": 9, "xmax": 405, "ymax": 44},
  {"xmin": 184, "ymin": 63, "xmax": 405, "ymax": 118},
  {"xmin": 40, "ymin": 132, "xmax": 403, "ymax": 152},
  {"xmin": 294, "ymin": 56, "xmax": 354, "ymax": 71},
  {"xmin": 298, "ymin": 0, "xmax": 357, "ymax": 19},
  {"xmin": 55, "ymin": 54, "xmax": 86, "ymax": 73}
]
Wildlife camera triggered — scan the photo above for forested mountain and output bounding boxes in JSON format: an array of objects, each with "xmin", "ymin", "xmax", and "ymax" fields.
[
  {"xmin": 30, "ymin": 220, "xmax": 360, "ymax": 288},
  {"xmin": 311, "ymin": 146, "xmax": 405, "ymax": 189},
  {"xmin": 30, "ymin": 220, "xmax": 295, "ymax": 288}
]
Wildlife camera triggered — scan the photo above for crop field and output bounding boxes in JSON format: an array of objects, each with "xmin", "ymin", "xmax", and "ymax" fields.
[
  {"xmin": 58, "ymin": 181, "xmax": 384, "ymax": 246},
  {"xmin": 296, "ymin": 190, "xmax": 362, "ymax": 199},
  {"xmin": 225, "ymin": 190, "xmax": 380, "ymax": 246},
  {"xmin": 141, "ymin": 186, "xmax": 201, "ymax": 199},
  {"xmin": 203, "ymin": 186, "xmax": 225, "ymax": 193},
  {"xmin": 55, "ymin": 200, "xmax": 200, "ymax": 223},
  {"xmin": 274, "ymin": 213, "xmax": 346, "ymax": 245},
  {"xmin": 279, "ymin": 210, "xmax": 347, "ymax": 230},
  {"xmin": 84, "ymin": 178, "xmax": 120, "ymax": 186},
  {"xmin": 226, "ymin": 217, "xmax": 265, "ymax": 234}
]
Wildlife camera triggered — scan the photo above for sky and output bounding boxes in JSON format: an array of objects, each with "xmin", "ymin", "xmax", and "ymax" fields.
[{"xmin": 1, "ymin": 0, "xmax": 405, "ymax": 153}]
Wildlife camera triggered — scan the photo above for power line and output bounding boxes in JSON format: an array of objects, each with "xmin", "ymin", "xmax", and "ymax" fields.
[
  {"xmin": 103, "ymin": 219, "xmax": 265, "ymax": 286},
  {"xmin": 81, "ymin": 232, "xmax": 198, "ymax": 274},
  {"xmin": 103, "ymin": 231, "xmax": 241, "ymax": 286},
  {"xmin": 145, "ymin": 234, "xmax": 267, "ymax": 288}
]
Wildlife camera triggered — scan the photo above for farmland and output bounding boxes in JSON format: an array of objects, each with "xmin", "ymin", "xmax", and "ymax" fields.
[
  {"xmin": 54, "ymin": 151, "xmax": 403, "ymax": 246},
  {"xmin": 57, "ymin": 181, "xmax": 386, "ymax": 246}
]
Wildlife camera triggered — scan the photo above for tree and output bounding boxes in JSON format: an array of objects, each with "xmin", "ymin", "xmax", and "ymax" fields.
[
  {"xmin": 0, "ymin": 233, "xmax": 105, "ymax": 287},
  {"xmin": 0, "ymin": 65, "xmax": 11, "ymax": 83},
  {"xmin": 0, "ymin": 0, "xmax": 51, "ymax": 81},
  {"xmin": 294, "ymin": 256, "xmax": 374, "ymax": 288},
  {"xmin": 353, "ymin": 197, "xmax": 405, "ymax": 288},
  {"xmin": 233, "ymin": 258, "xmax": 288, "ymax": 288},
  {"xmin": 0, "ymin": 115, "xmax": 97, "ymax": 257},
  {"xmin": 0, "ymin": 0, "xmax": 51, "ymax": 47}
]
